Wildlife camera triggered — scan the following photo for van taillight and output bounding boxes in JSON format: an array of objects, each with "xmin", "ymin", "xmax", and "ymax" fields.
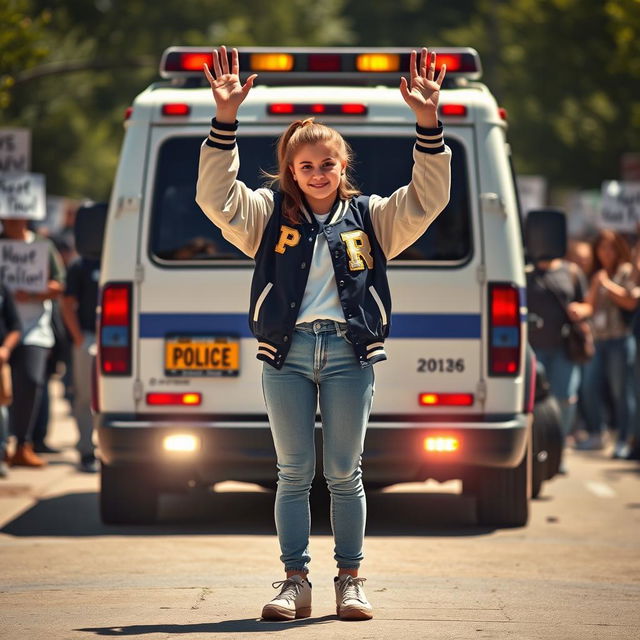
[
  {"xmin": 99, "ymin": 283, "xmax": 132, "ymax": 376},
  {"xmin": 489, "ymin": 283, "xmax": 521, "ymax": 376}
]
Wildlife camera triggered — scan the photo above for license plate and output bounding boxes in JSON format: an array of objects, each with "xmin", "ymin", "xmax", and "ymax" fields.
[{"xmin": 165, "ymin": 335, "xmax": 240, "ymax": 377}]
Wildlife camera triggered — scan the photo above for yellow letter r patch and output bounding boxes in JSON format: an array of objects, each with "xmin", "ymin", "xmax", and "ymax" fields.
[{"xmin": 340, "ymin": 230, "xmax": 374, "ymax": 271}]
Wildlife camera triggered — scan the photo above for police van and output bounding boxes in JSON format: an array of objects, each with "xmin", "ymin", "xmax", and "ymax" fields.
[{"xmin": 80, "ymin": 46, "xmax": 560, "ymax": 526}]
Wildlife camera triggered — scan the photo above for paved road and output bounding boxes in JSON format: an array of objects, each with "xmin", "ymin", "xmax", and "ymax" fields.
[{"xmin": 1, "ymin": 382, "xmax": 639, "ymax": 639}]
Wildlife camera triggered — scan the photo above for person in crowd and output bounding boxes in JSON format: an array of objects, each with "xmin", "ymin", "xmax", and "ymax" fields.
[
  {"xmin": 527, "ymin": 250, "xmax": 592, "ymax": 464},
  {"xmin": 566, "ymin": 239, "xmax": 596, "ymax": 443},
  {"xmin": 626, "ymin": 238, "xmax": 640, "ymax": 460},
  {"xmin": 567, "ymin": 239, "xmax": 594, "ymax": 281},
  {"xmin": 197, "ymin": 46, "xmax": 450, "ymax": 620},
  {"xmin": 60, "ymin": 254, "xmax": 100, "ymax": 473},
  {"xmin": 1, "ymin": 218, "xmax": 65, "ymax": 468},
  {"xmin": 0, "ymin": 283, "xmax": 22, "ymax": 478},
  {"xmin": 578, "ymin": 229, "xmax": 638, "ymax": 458}
]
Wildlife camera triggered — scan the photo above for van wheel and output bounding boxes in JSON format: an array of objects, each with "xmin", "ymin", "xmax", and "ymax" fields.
[
  {"xmin": 467, "ymin": 444, "xmax": 531, "ymax": 527},
  {"xmin": 100, "ymin": 463, "xmax": 159, "ymax": 524},
  {"xmin": 532, "ymin": 394, "xmax": 563, "ymax": 496}
]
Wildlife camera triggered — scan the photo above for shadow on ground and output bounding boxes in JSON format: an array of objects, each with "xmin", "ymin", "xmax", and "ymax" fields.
[
  {"xmin": 77, "ymin": 616, "xmax": 338, "ymax": 636},
  {"xmin": 1, "ymin": 482, "xmax": 494, "ymax": 537}
]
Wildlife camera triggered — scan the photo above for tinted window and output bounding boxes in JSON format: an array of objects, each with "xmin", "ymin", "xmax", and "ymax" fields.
[{"xmin": 150, "ymin": 135, "xmax": 470, "ymax": 262}]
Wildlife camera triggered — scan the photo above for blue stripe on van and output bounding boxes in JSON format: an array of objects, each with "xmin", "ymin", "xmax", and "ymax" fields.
[{"xmin": 138, "ymin": 313, "xmax": 482, "ymax": 339}]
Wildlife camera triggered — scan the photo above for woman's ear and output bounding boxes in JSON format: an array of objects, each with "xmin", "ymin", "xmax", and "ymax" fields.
[{"xmin": 289, "ymin": 165, "xmax": 297, "ymax": 181}]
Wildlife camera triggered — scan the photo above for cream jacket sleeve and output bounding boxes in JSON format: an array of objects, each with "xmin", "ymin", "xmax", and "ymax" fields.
[
  {"xmin": 370, "ymin": 122, "xmax": 452, "ymax": 260},
  {"xmin": 195, "ymin": 119, "xmax": 274, "ymax": 258}
]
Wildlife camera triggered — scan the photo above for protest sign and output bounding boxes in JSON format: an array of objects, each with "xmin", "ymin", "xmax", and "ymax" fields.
[
  {"xmin": 599, "ymin": 181, "xmax": 640, "ymax": 232},
  {"xmin": 516, "ymin": 175, "xmax": 547, "ymax": 216},
  {"xmin": 0, "ymin": 129, "xmax": 31, "ymax": 173},
  {"xmin": 0, "ymin": 240, "xmax": 49, "ymax": 293},
  {"xmin": 0, "ymin": 173, "xmax": 46, "ymax": 220}
]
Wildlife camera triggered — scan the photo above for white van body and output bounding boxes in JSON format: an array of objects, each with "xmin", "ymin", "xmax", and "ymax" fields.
[{"xmin": 95, "ymin": 48, "xmax": 533, "ymax": 525}]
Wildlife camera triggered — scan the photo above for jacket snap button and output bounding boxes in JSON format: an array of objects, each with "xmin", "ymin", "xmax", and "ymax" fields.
[
  {"xmin": 283, "ymin": 335, "xmax": 289, "ymax": 342},
  {"xmin": 339, "ymin": 280, "xmax": 344, "ymax": 286},
  {"xmin": 300, "ymin": 262, "xmax": 306, "ymax": 269},
  {"xmin": 308, "ymin": 237, "xmax": 314, "ymax": 242},
  {"xmin": 334, "ymin": 250, "xmax": 340, "ymax": 257},
  {"xmin": 290, "ymin": 302, "xmax": 296, "ymax": 308}
]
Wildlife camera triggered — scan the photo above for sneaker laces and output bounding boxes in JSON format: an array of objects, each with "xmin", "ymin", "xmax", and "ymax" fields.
[
  {"xmin": 271, "ymin": 578, "xmax": 303, "ymax": 603},
  {"xmin": 339, "ymin": 576, "xmax": 368, "ymax": 604}
]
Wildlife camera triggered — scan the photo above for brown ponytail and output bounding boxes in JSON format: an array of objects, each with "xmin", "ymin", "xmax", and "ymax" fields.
[{"xmin": 264, "ymin": 118, "xmax": 360, "ymax": 224}]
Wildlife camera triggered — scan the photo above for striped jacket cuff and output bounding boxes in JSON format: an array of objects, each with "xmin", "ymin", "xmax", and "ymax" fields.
[
  {"xmin": 205, "ymin": 117, "xmax": 239, "ymax": 150},
  {"xmin": 415, "ymin": 120, "xmax": 445, "ymax": 155}
]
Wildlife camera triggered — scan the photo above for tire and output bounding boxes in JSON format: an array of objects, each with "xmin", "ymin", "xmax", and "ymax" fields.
[
  {"xmin": 532, "ymin": 394, "xmax": 563, "ymax": 493},
  {"xmin": 467, "ymin": 440, "xmax": 532, "ymax": 527},
  {"xmin": 100, "ymin": 463, "xmax": 159, "ymax": 524}
]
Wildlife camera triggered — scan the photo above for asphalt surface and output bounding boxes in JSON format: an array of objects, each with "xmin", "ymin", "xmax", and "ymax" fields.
[{"xmin": 0, "ymin": 381, "xmax": 639, "ymax": 639}]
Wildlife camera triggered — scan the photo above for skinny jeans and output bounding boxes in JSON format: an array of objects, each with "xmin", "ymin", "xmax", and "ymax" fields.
[
  {"xmin": 9, "ymin": 345, "xmax": 50, "ymax": 445},
  {"xmin": 581, "ymin": 335, "xmax": 636, "ymax": 442},
  {"xmin": 261, "ymin": 319, "xmax": 375, "ymax": 573},
  {"xmin": 533, "ymin": 346, "xmax": 580, "ymax": 438}
]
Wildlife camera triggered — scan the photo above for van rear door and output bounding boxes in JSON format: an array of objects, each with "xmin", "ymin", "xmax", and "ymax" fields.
[{"xmin": 135, "ymin": 125, "xmax": 482, "ymax": 419}]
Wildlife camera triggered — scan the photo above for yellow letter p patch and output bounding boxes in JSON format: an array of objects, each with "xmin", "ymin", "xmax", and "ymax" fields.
[{"xmin": 275, "ymin": 225, "xmax": 301, "ymax": 254}]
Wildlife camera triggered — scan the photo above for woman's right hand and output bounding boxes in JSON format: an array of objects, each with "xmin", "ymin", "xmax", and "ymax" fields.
[{"xmin": 203, "ymin": 45, "xmax": 257, "ymax": 123}]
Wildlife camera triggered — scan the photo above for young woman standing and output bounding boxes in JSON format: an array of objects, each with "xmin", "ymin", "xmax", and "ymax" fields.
[{"xmin": 196, "ymin": 45, "xmax": 451, "ymax": 620}]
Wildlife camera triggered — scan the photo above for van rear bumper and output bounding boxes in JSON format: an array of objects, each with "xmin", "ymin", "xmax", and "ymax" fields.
[{"xmin": 96, "ymin": 413, "xmax": 529, "ymax": 485}]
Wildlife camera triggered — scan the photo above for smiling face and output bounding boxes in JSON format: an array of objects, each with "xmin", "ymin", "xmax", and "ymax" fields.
[{"xmin": 290, "ymin": 142, "xmax": 346, "ymax": 214}]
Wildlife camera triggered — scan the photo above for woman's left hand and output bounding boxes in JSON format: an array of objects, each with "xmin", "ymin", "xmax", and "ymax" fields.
[{"xmin": 400, "ymin": 48, "xmax": 446, "ymax": 128}]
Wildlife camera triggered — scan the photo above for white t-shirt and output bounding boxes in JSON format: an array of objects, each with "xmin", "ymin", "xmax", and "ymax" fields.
[{"xmin": 296, "ymin": 212, "xmax": 346, "ymax": 324}]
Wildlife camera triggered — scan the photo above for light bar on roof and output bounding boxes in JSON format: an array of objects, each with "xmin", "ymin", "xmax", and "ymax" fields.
[{"xmin": 159, "ymin": 47, "xmax": 482, "ymax": 83}]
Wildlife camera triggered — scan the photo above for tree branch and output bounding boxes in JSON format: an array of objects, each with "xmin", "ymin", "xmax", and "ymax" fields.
[{"xmin": 13, "ymin": 56, "xmax": 156, "ymax": 84}]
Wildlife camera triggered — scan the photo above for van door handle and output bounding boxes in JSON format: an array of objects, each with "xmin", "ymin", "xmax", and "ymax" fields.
[{"xmin": 480, "ymin": 192, "xmax": 506, "ymax": 216}]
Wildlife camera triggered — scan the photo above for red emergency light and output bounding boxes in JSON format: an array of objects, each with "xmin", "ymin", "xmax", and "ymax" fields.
[
  {"xmin": 162, "ymin": 103, "xmax": 191, "ymax": 116},
  {"xmin": 267, "ymin": 103, "xmax": 368, "ymax": 116}
]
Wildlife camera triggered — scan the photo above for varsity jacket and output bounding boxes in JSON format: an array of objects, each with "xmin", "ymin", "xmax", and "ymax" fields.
[{"xmin": 196, "ymin": 118, "xmax": 451, "ymax": 369}]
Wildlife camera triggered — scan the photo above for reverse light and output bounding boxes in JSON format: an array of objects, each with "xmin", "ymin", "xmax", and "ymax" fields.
[
  {"xmin": 419, "ymin": 393, "xmax": 474, "ymax": 407},
  {"xmin": 163, "ymin": 434, "xmax": 200, "ymax": 452},
  {"xmin": 147, "ymin": 392, "xmax": 202, "ymax": 406},
  {"xmin": 425, "ymin": 437, "xmax": 460, "ymax": 452},
  {"xmin": 356, "ymin": 53, "xmax": 400, "ymax": 72},
  {"xmin": 489, "ymin": 283, "xmax": 522, "ymax": 376},
  {"xmin": 250, "ymin": 53, "xmax": 294, "ymax": 71}
]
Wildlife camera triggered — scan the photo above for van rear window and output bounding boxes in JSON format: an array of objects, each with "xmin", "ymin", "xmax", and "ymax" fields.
[{"xmin": 150, "ymin": 135, "xmax": 470, "ymax": 263}]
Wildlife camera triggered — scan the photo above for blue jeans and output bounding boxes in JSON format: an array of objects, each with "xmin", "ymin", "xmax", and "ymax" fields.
[
  {"xmin": 261, "ymin": 319, "xmax": 375, "ymax": 573},
  {"xmin": 581, "ymin": 335, "xmax": 636, "ymax": 442},
  {"xmin": 534, "ymin": 346, "xmax": 581, "ymax": 438}
]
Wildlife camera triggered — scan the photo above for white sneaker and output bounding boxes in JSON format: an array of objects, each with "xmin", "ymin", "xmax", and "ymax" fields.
[
  {"xmin": 261, "ymin": 575, "xmax": 312, "ymax": 620},
  {"xmin": 334, "ymin": 575, "xmax": 373, "ymax": 620},
  {"xmin": 612, "ymin": 441, "xmax": 630, "ymax": 459}
]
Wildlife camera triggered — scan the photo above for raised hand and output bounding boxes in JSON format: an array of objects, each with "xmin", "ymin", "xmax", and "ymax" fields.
[
  {"xmin": 203, "ymin": 45, "xmax": 257, "ymax": 123},
  {"xmin": 399, "ymin": 48, "xmax": 446, "ymax": 128}
]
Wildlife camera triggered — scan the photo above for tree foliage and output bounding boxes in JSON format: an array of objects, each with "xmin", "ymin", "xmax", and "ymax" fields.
[{"xmin": 1, "ymin": 0, "xmax": 638, "ymax": 200}]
